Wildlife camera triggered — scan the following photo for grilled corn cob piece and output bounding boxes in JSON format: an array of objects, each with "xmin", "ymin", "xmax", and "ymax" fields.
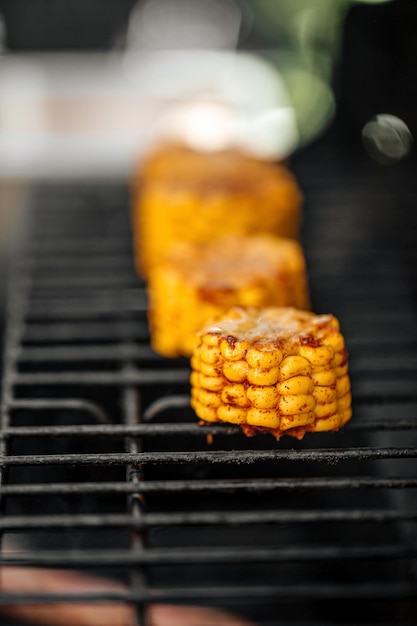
[
  {"xmin": 148, "ymin": 234, "xmax": 310, "ymax": 358},
  {"xmin": 190, "ymin": 307, "xmax": 351, "ymax": 439},
  {"xmin": 133, "ymin": 145, "xmax": 303, "ymax": 277}
]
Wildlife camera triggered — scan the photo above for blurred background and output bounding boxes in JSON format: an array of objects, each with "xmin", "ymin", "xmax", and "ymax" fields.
[{"xmin": 0, "ymin": 0, "xmax": 415, "ymax": 303}]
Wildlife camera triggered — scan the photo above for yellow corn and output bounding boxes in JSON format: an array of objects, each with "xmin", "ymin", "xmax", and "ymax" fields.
[
  {"xmin": 190, "ymin": 306, "xmax": 352, "ymax": 440},
  {"xmin": 147, "ymin": 233, "xmax": 310, "ymax": 358},
  {"xmin": 132, "ymin": 145, "xmax": 303, "ymax": 277}
]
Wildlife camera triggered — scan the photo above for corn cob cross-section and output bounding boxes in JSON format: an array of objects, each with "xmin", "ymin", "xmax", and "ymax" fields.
[
  {"xmin": 148, "ymin": 234, "xmax": 310, "ymax": 358},
  {"xmin": 133, "ymin": 145, "xmax": 303, "ymax": 277},
  {"xmin": 190, "ymin": 307, "xmax": 352, "ymax": 440}
]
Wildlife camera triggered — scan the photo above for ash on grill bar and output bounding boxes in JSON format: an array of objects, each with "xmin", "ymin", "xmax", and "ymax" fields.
[{"xmin": 1, "ymin": 3, "xmax": 417, "ymax": 626}]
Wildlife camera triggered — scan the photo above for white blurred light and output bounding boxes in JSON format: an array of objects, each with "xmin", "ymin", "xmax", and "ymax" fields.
[
  {"xmin": 131, "ymin": 51, "xmax": 300, "ymax": 159},
  {"xmin": 0, "ymin": 58, "xmax": 48, "ymax": 132},
  {"xmin": 155, "ymin": 101, "xmax": 238, "ymax": 152},
  {"xmin": 245, "ymin": 107, "xmax": 299, "ymax": 160},
  {"xmin": 362, "ymin": 114, "xmax": 413, "ymax": 164},
  {"xmin": 126, "ymin": 0, "xmax": 242, "ymax": 50}
]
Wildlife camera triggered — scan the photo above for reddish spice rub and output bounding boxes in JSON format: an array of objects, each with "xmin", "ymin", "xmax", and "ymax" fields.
[{"xmin": 190, "ymin": 306, "xmax": 352, "ymax": 440}]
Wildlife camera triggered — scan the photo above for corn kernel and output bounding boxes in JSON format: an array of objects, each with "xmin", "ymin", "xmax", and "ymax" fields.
[
  {"xmin": 246, "ymin": 347, "xmax": 282, "ymax": 369},
  {"xmin": 202, "ymin": 333, "xmax": 221, "ymax": 346},
  {"xmin": 312, "ymin": 413, "xmax": 344, "ymax": 432},
  {"xmin": 332, "ymin": 349, "xmax": 348, "ymax": 367},
  {"xmin": 220, "ymin": 338, "xmax": 250, "ymax": 361},
  {"xmin": 315, "ymin": 401, "xmax": 338, "ymax": 418},
  {"xmin": 247, "ymin": 385, "xmax": 279, "ymax": 409},
  {"xmin": 341, "ymin": 407, "xmax": 353, "ymax": 424},
  {"xmin": 279, "ymin": 355, "xmax": 311, "ymax": 381},
  {"xmin": 280, "ymin": 412, "xmax": 315, "ymax": 431},
  {"xmin": 298, "ymin": 345, "xmax": 334, "ymax": 366},
  {"xmin": 312, "ymin": 369, "xmax": 337, "ymax": 386},
  {"xmin": 336, "ymin": 375, "xmax": 351, "ymax": 396},
  {"xmin": 325, "ymin": 332, "xmax": 345, "ymax": 352},
  {"xmin": 190, "ymin": 371, "xmax": 200, "ymax": 388},
  {"xmin": 335, "ymin": 363, "xmax": 349, "ymax": 378},
  {"xmin": 247, "ymin": 408, "xmax": 280, "ymax": 429},
  {"xmin": 247, "ymin": 366, "xmax": 280, "ymax": 386},
  {"xmin": 277, "ymin": 375, "xmax": 314, "ymax": 395},
  {"xmin": 195, "ymin": 388, "xmax": 221, "ymax": 407},
  {"xmin": 217, "ymin": 405, "xmax": 247, "ymax": 424},
  {"xmin": 198, "ymin": 374, "xmax": 225, "ymax": 392},
  {"xmin": 193, "ymin": 402, "xmax": 218, "ymax": 422},
  {"xmin": 200, "ymin": 343, "xmax": 222, "ymax": 364},
  {"xmin": 313, "ymin": 386, "xmax": 337, "ymax": 404},
  {"xmin": 221, "ymin": 384, "xmax": 249, "ymax": 407},
  {"xmin": 278, "ymin": 394, "xmax": 316, "ymax": 415},
  {"xmin": 199, "ymin": 360, "xmax": 222, "ymax": 377},
  {"xmin": 337, "ymin": 393, "xmax": 352, "ymax": 411},
  {"xmin": 223, "ymin": 360, "xmax": 248, "ymax": 382}
]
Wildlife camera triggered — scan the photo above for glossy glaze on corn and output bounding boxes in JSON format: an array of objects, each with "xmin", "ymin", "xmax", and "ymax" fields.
[
  {"xmin": 133, "ymin": 146, "xmax": 303, "ymax": 277},
  {"xmin": 190, "ymin": 307, "xmax": 352, "ymax": 439},
  {"xmin": 148, "ymin": 234, "xmax": 310, "ymax": 358}
]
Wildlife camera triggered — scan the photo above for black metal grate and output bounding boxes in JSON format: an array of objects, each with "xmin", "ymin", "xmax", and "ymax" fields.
[{"xmin": 1, "ymin": 143, "xmax": 417, "ymax": 625}]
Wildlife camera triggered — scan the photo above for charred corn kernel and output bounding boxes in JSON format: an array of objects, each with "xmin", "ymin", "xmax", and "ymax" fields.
[
  {"xmin": 280, "ymin": 412, "xmax": 315, "ymax": 430},
  {"xmin": 246, "ymin": 347, "xmax": 282, "ymax": 369},
  {"xmin": 247, "ymin": 408, "xmax": 280, "ymax": 429},
  {"xmin": 147, "ymin": 231, "xmax": 309, "ymax": 358},
  {"xmin": 298, "ymin": 345, "xmax": 334, "ymax": 366},
  {"xmin": 223, "ymin": 360, "xmax": 248, "ymax": 382},
  {"xmin": 200, "ymin": 343, "xmax": 222, "ymax": 365},
  {"xmin": 277, "ymin": 375, "xmax": 314, "ymax": 395},
  {"xmin": 221, "ymin": 384, "xmax": 249, "ymax": 407},
  {"xmin": 315, "ymin": 401, "xmax": 338, "ymax": 419},
  {"xmin": 279, "ymin": 394, "xmax": 316, "ymax": 415},
  {"xmin": 247, "ymin": 385, "xmax": 279, "ymax": 409},
  {"xmin": 332, "ymin": 349, "xmax": 348, "ymax": 367},
  {"xmin": 198, "ymin": 374, "xmax": 225, "ymax": 392},
  {"xmin": 336, "ymin": 375, "xmax": 351, "ymax": 396},
  {"xmin": 312, "ymin": 369, "xmax": 337, "ymax": 386},
  {"xmin": 279, "ymin": 355, "xmax": 311, "ymax": 381},
  {"xmin": 190, "ymin": 307, "xmax": 352, "ymax": 439},
  {"xmin": 220, "ymin": 339, "xmax": 250, "ymax": 361},
  {"xmin": 217, "ymin": 405, "xmax": 247, "ymax": 424},
  {"xmin": 248, "ymin": 366, "xmax": 280, "ymax": 386},
  {"xmin": 313, "ymin": 386, "xmax": 337, "ymax": 404},
  {"xmin": 133, "ymin": 145, "xmax": 303, "ymax": 277}
]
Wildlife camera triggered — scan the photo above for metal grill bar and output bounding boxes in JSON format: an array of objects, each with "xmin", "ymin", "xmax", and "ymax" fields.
[
  {"xmin": 1, "ymin": 157, "xmax": 417, "ymax": 625},
  {"xmin": 2, "ymin": 446, "xmax": 417, "ymax": 467},
  {"xmin": 2, "ymin": 581, "xmax": 417, "ymax": 605},
  {"xmin": 2, "ymin": 508, "xmax": 417, "ymax": 531},
  {"xmin": 2, "ymin": 543, "xmax": 415, "ymax": 567},
  {"xmin": 2, "ymin": 476, "xmax": 417, "ymax": 497}
]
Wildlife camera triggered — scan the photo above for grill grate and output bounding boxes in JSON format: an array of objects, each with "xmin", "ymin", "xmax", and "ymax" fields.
[{"xmin": 1, "ymin": 145, "xmax": 417, "ymax": 625}]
